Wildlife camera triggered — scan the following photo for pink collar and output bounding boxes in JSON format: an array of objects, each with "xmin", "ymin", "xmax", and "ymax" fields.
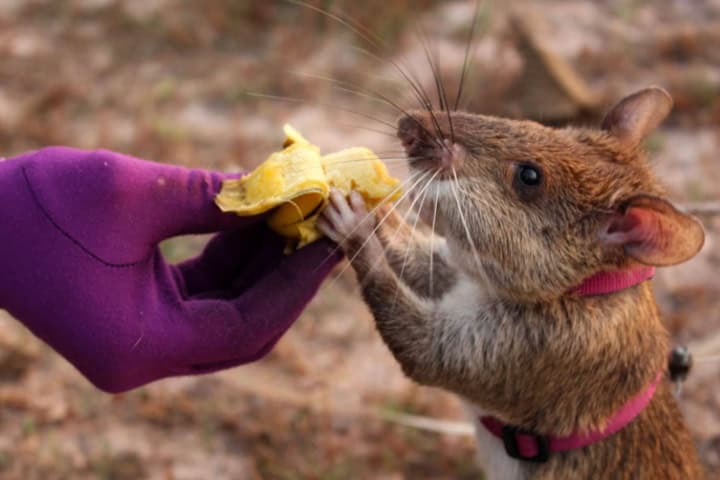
[
  {"xmin": 479, "ymin": 373, "xmax": 661, "ymax": 462},
  {"xmin": 479, "ymin": 266, "xmax": 659, "ymax": 462}
]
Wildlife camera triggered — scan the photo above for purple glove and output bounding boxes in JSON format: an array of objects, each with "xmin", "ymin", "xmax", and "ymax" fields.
[{"xmin": 0, "ymin": 147, "xmax": 341, "ymax": 392}]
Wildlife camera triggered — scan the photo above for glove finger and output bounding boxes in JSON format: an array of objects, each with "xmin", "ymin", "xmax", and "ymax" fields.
[
  {"xmin": 229, "ymin": 238, "xmax": 342, "ymax": 329},
  {"xmin": 177, "ymin": 226, "xmax": 286, "ymax": 296},
  {"xmin": 176, "ymin": 239, "xmax": 341, "ymax": 369}
]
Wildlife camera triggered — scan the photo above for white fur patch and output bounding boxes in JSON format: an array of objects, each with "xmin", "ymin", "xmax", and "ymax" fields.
[
  {"xmin": 464, "ymin": 402, "xmax": 525, "ymax": 480},
  {"xmin": 439, "ymin": 278, "xmax": 526, "ymax": 479},
  {"xmin": 436, "ymin": 274, "xmax": 488, "ymax": 321}
]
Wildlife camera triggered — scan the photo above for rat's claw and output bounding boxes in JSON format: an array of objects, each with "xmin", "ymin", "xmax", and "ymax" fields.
[
  {"xmin": 329, "ymin": 188, "xmax": 355, "ymax": 221},
  {"xmin": 328, "ymin": 188, "xmax": 345, "ymax": 208},
  {"xmin": 349, "ymin": 191, "xmax": 367, "ymax": 215},
  {"xmin": 322, "ymin": 200, "xmax": 342, "ymax": 228},
  {"xmin": 316, "ymin": 217, "xmax": 340, "ymax": 244}
]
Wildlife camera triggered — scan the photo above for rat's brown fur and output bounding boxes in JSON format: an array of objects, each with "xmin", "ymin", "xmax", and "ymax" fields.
[{"xmin": 318, "ymin": 87, "xmax": 705, "ymax": 479}]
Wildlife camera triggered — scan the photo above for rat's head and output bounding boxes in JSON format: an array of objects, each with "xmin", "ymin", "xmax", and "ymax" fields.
[{"xmin": 397, "ymin": 87, "xmax": 705, "ymax": 301}]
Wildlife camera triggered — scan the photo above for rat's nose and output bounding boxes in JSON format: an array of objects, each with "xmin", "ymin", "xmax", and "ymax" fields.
[
  {"xmin": 397, "ymin": 112, "xmax": 465, "ymax": 173},
  {"xmin": 397, "ymin": 113, "xmax": 427, "ymax": 152}
]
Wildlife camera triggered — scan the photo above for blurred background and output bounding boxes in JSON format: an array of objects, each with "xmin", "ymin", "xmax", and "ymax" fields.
[{"xmin": 1, "ymin": 0, "xmax": 719, "ymax": 478}]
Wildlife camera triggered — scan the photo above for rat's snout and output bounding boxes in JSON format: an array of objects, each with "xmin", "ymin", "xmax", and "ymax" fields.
[
  {"xmin": 397, "ymin": 114, "xmax": 421, "ymax": 148},
  {"xmin": 397, "ymin": 113, "xmax": 465, "ymax": 174}
]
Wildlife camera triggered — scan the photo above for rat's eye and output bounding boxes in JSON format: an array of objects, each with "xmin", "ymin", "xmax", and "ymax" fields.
[
  {"xmin": 513, "ymin": 163, "xmax": 544, "ymax": 201},
  {"xmin": 518, "ymin": 165, "xmax": 541, "ymax": 186}
]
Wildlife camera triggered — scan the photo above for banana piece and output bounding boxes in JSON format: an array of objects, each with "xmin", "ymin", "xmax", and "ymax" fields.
[{"xmin": 215, "ymin": 124, "xmax": 401, "ymax": 249}]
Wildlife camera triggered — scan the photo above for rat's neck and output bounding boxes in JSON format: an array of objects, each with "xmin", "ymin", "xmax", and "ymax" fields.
[
  {"xmin": 452, "ymin": 280, "xmax": 669, "ymax": 436},
  {"xmin": 446, "ymin": 275, "xmax": 698, "ymax": 477}
]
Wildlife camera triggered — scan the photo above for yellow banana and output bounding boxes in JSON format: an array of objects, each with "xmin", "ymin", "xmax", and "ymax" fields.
[{"xmin": 215, "ymin": 125, "xmax": 401, "ymax": 249}]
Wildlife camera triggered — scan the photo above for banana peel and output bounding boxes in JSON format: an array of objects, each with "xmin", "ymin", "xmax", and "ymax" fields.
[{"xmin": 215, "ymin": 125, "xmax": 401, "ymax": 249}]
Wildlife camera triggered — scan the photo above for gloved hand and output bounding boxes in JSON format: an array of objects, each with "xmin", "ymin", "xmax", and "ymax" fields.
[{"xmin": 0, "ymin": 147, "xmax": 341, "ymax": 392}]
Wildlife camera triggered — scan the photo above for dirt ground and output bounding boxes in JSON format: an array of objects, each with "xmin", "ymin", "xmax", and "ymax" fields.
[{"xmin": 1, "ymin": 0, "xmax": 720, "ymax": 478}]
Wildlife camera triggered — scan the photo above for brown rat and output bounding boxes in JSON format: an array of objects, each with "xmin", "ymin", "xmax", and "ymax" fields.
[{"xmin": 317, "ymin": 87, "xmax": 705, "ymax": 479}]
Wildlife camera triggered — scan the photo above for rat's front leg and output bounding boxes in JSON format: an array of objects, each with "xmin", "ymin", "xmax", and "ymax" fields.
[
  {"xmin": 375, "ymin": 206, "xmax": 456, "ymax": 299},
  {"xmin": 317, "ymin": 190, "xmax": 443, "ymax": 383}
]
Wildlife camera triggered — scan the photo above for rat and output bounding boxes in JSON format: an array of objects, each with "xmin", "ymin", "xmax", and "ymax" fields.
[{"xmin": 316, "ymin": 86, "xmax": 706, "ymax": 479}]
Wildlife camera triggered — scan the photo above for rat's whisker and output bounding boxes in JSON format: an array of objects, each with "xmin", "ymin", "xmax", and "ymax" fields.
[
  {"xmin": 388, "ymin": 196, "xmax": 428, "ymax": 308},
  {"xmin": 281, "ymin": 156, "xmax": 409, "ymax": 178},
  {"xmin": 406, "ymin": 36, "xmax": 447, "ymax": 145},
  {"xmin": 336, "ymin": 122, "xmax": 398, "ymax": 138},
  {"xmin": 305, "ymin": 75, "xmax": 409, "ymax": 116},
  {"xmin": 429, "ymin": 188, "xmax": 440, "ymax": 297},
  {"xmin": 283, "ymin": 155, "xmax": 406, "ymax": 169},
  {"xmin": 455, "ymin": 0, "xmax": 485, "ymax": 111},
  {"xmin": 367, "ymin": 174, "xmax": 434, "ymax": 301},
  {"xmin": 450, "ymin": 178, "xmax": 498, "ymax": 299},
  {"xmin": 309, "ymin": 15, "xmax": 445, "ymax": 153},
  {"xmin": 359, "ymin": 200, "xmax": 418, "ymax": 291},
  {"xmin": 417, "ymin": 25, "xmax": 455, "ymax": 145},
  {"xmin": 277, "ymin": 154, "xmax": 412, "ymax": 182},
  {"xmin": 286, "ymin": 0, "xmax": 386, "ymax": 60},
  {"xmin": 347, "ymin": 45, "xmax": 438, "ymax": 129},
  {"xmin": 288, "ymin": 4, "xmax": 448, "ymax": 153},
  {"xmin": 336, "ymin": 82, "xmax": 450, "ymax": 153},
  {"xmin": 398, "ymin": 169, "xmax": 440, "ymax": 280},
  {"xmin": 411, "ymin": 24, "xmax": 452, "ymax": 147},
  {"xmin": 345, "ymin": 169, "xmax": 432, "ymax": 261},
  {"xmin": 346, "ymin": 44, "xmax": 451, "ymax": 154},
  {"xmin": 454, "ymin": 181, "xmax": 491, "ymax": 204},
  {"xmin": 450, "ymin": 167, "xmax": 482, "ymax": 270},
  {"xmin": 286, "ymin": 0, "xmax": 436, "ymax": 118},
  {"xmin": 243, "ymin": 91, "xmax": 397, "ymax": 131},
  {"xmin": 292, "ymin": 71, "xmax": 431, "ymax": 132},
  {"xmin": 455, "ymin": 185, "xmax": 485, "ymax": 203},
  {"xmin": 393, "ymin": 168, "xmax": 440, "ymax": 307},
  {"xmin": 419, "ymin": 30, "xmax": 446, "ymax": 114}
]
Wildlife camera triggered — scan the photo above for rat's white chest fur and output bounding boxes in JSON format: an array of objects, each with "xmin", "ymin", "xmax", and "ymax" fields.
[
  {"xmin": 464, "ymin": 402, "xmax": 525, "ymax": 480},
  {"xmin": 435, "ymin": 272, "xmax": 494, "ymax": 333},
  {"xmin": 436, "ymin": 276, "xmax": 526, "ymax": 480}
]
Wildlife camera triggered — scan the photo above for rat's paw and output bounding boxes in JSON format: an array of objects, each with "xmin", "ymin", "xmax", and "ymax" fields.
[{"xmin": 318, "ymin": 190, "xmax": 376, "ymax": 252}]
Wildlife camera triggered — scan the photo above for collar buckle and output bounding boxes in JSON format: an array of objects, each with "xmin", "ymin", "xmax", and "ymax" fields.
[{"xmin": 501, "ymin": 425, "xmax": 550, "ymax": 463}]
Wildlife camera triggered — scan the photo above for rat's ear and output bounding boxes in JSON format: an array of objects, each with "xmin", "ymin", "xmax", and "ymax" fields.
[
  {"xmin": 599, "ymin": 194, "xmax": 704, "ymax": 266},
  {"xmin": 601, "ymin": 87, "xmax": 673, "ymax": 148}
]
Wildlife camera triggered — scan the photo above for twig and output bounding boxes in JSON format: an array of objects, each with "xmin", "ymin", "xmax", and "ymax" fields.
[{"xmin": 378, "ymin": 410, "xmax": 475, "ymax": 437}]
